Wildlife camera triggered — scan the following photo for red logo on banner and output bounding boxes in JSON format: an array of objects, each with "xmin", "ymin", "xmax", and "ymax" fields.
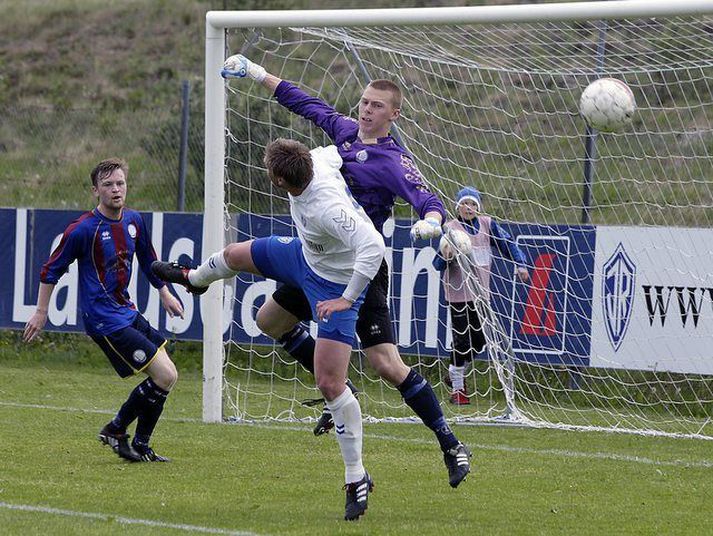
[{"xmin": 520, "ymin": 253, "xmax": 558, "ymax": 336}]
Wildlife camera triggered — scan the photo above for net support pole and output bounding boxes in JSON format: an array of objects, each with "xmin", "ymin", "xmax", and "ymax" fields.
[
  {"xmin": 177, "ymin": 80, "xmax": 190, "ymax": 212},
  {"xmin": 574, "ymin": 19, "xmax": 608, "ymax": 390},
  {"xmin": 202, "ymin": 19, "xmax": 226, "ymax": 423},
  {"xmin": 580, "ymin": 19, "xmax": 608, "ymax": 226}
]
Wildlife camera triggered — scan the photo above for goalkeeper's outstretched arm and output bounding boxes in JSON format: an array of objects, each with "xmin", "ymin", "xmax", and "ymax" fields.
[{"xmin": 221, "ymin": 54, "xmax": 282, "ymax": 92}]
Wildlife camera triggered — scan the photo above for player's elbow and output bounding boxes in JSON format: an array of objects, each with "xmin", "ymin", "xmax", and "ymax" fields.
[
  {"xmin": 362, "ymin": 238, "xmax": 385, "ymax": 279},
  {"xmin": 374, "ymin": 236, "xmax": 386, "ymax": 262}
]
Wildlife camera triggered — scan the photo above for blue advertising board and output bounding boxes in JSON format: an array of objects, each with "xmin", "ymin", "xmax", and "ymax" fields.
[{"xmin": 2, "ymin": 208, "xmax": 594, "ymax": 366}]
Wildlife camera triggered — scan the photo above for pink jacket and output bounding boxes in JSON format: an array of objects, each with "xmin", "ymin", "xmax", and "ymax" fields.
[{"xmin": 441, "ymin": 216, "xmax": 492, "ymax": 303}]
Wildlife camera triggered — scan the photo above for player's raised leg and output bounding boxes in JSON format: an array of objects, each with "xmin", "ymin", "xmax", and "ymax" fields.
[{"xmin": 151, "ymin": 241, "xmax": 258, "ymax": 294}]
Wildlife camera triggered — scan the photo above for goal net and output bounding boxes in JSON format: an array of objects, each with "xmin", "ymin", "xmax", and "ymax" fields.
[{"xmin": 205, "ymin": 2, "xmax": 713, "ymax": 439}]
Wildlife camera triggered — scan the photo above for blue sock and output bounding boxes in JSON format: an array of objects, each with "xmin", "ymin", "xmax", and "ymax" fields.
[
  {"xmin": 278, "ymin": 325, "xmax": 315, "ymax": 374},
  {"xmin": 398, "ymin": 369, "xmax": 459, "ymax": 451}
]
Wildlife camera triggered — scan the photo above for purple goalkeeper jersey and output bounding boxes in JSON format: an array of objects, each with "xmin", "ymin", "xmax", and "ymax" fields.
[
  {"xmin": 275, "ymin": 81, "xmax": 445, "ymax": 233},
  {"xmin": 40, "ymin": 208, "xmax": 165, "ymax": 335}
]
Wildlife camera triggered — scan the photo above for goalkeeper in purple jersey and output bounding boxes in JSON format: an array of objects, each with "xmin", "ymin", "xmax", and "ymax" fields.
[
  {"xmin": 23, "ymin": 158, "xmax": 184, "ymax": 463},
  {"xmin": 222, "ymin": 55, "xmax": 471, "ymax": 488}
]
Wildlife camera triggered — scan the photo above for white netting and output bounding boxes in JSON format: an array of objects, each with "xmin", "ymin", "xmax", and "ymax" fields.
[{"xmin": 220, "ymin": 14, "xmax": 713, "ymax": 438}]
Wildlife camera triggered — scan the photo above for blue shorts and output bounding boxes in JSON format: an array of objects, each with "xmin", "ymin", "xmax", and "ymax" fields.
[
  {"xmin": 250, "ymin": 236, "xmax": 366, "ymax": 345},
  {"xmin": 90, "ymin": 314, "xmax": 167, "ymax": 378}
]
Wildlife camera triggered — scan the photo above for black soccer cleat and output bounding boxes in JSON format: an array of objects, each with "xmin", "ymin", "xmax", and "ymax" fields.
[
  {"xmin": 444, "ymin": 442, "xmax": 472, "ymax": 488},
  {"xmin": 132, "ymin": 444, "xmax": 171, "ymax": 462},
  {"xmin": 151, "ymin": 261, "xmax": 208, "ymax": 295},
  {"xmin": 313, "ymin": 408, "xmax": 334, "ymax": 436},
  {"xmin": 313, "ymin": 379, "xmax": 360, "ymax": 436},
  {"xmin": 344, "ymin": 471, "xmax": 373, "ymax": 521},
  {"xmin": 98, "ymin": 425, "xmax": 142, "ymax": 462}
]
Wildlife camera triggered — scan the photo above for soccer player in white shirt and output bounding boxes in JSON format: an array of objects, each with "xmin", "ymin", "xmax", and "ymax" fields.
[{"xmin": 151, "ymin": 138, "xmax": 384, "ymax": 521}]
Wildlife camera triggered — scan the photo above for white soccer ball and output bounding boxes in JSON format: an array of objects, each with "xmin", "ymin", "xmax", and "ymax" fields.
[
  {"xmin": 579, "ymin": 78, "xmax": 636, "ymax": 133},
  {"xmin": 439, "ymin": 229, "xmax": 472, "ymax": 260}
]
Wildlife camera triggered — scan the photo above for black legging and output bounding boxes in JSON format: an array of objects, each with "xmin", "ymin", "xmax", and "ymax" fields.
[{"xmin": 449, "ymin": 301, "xmax": 485, "ymax": 367}]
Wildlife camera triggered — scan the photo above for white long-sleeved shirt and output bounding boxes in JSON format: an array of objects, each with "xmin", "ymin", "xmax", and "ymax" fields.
[{"xmin": 289, "ymin": 145, "xmax": 385, "ymax": 288}]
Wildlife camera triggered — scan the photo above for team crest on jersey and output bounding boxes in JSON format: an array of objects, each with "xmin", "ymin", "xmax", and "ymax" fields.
[
  {"xmin": 356, "ymin": 150, "xmax": 368, "ymax": 163},
  {"xmin": 127, "ymin": 223, "xmax": 137, "ymax": 239},
  {"xmin": 133, "ymin": 349, "xmax": 147, "ymax": 364},
  {"xmin": 101, "ymin": 230, "xmax": 111, "ymax": 241},
  {"xmin": 278, "ymin": 237, "xmax": 294, "ymax": 244}
]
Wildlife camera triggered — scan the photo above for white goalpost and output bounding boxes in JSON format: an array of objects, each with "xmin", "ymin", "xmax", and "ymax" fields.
[{"xmin": 203, "ymin": 0, "xmax": 713, "ymax": 437}]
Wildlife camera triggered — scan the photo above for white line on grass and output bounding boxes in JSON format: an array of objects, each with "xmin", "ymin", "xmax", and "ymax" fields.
[
  {"xmin": 0, "ymin": 501, "xmax": 262, "ymax": 535},
  {"xmin": 3, "ymin": 400, "xmax": 713, "ymax": 469}
]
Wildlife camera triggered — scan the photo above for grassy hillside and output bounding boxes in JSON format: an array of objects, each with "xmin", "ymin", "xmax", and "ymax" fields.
[
  {"xmin": 1, "ymin": 0, "xmax": 711, "ymax": 226},
  {"xmin": 0, "ymin": 0, "xmax": 475, "ymax": 211}
]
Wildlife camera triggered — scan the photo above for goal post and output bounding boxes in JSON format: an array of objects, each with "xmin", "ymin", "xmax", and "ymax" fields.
[
  {"xmin": 204, "ymin": 1, "xmax": 713, "ymax": 435},
  {"xmin": 203, "ymin": 20, "xmax": 227, "ymax": 422}
]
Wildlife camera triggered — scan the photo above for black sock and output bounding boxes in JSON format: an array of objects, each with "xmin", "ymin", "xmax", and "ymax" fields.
[
  {"xmin": 130, "ymin": 378, "xmax": 169, "ymax": 449},
  {"xmin": 278, "ymin": 325, "xmax": 315, "ymax": 374},
  {"xmin": 398, "ymin": 369, "xmax": 459, "ymax": 451},
  {"xmin": 111, "ymin": 378, "xmax": 155, "ymax": 432}
]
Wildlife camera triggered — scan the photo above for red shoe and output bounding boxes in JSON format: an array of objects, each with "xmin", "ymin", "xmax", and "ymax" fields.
[{"xmin": 449, "ymin": 389, "xmax": 470, "ymax": 406}]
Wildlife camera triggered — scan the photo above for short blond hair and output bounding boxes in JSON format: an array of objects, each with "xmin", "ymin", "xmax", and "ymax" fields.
[{"xmin": 368, "ymin": 79, "xmax": 402, "ymax": 109}]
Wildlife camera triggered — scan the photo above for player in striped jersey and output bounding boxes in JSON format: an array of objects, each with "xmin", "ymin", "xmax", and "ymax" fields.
[{"xmin": 23, "ymin": 158, "xmax": 184, "ymax": 463}]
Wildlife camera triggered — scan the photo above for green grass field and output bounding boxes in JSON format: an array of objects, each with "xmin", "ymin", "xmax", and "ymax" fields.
[{"xmin": 1, "ymin": 333, "xmax": 712, "ymax": 535}]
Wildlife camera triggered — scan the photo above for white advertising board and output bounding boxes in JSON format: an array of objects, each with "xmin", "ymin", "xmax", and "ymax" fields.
[{"xmin": 591, "ymin": 226, "xmax": 713, "ymax": 375}]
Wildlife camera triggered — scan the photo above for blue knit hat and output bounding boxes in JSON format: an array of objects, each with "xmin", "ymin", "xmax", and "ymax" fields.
[{"xmin": 455, "ymin": 187, "xmax": 482, "ymax": 212}]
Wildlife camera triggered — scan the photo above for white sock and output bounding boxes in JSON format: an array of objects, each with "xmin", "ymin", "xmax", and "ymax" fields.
[
  {"xmin": 188, "ymin": 249, "xmax": 237, "ymax": 287},
  {"xmin": 327, "ymin": 387, "xmax": 365, "ymax": 484},
  {"xmin": 449, "ymin": 365, "xmax": 465, "ymax": 391}
]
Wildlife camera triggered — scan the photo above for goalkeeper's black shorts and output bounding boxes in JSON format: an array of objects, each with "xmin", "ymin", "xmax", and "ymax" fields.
[{"xmin": 271, "ymin": 259, "xmax": 395, "ymax": 348}]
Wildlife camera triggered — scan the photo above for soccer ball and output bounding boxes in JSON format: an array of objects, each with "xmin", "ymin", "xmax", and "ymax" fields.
[
  {"xmin": 439, "ymin": 229, "xmax": 472, "ymax": 260},
  {"xmin": 579, "ymin": 78, "xmax": 636, "ymax": 133}
]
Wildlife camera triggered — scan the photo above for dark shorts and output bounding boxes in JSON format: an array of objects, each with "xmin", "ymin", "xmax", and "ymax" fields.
[
  {"xmin": 272, "ymin": 258, "xmax": 395, "ymax": 348},
  {"xmin": 90, "ymin": 314, "xmax": 167, "ymax": 378}
]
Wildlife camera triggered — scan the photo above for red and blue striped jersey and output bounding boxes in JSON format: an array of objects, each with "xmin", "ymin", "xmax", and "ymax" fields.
[{"xmin": 40, "ymin": 208, "xmax": 165, "ymax": 335}]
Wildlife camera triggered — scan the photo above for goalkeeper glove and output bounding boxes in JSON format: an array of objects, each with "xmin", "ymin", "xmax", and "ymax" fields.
[
  {"xmin": 221, "ymin": 54, "xmax": 267, "ymax": 82},
  {"xmin": 410, "ymin": 217, "xmax": 442, "ymax": 241}
]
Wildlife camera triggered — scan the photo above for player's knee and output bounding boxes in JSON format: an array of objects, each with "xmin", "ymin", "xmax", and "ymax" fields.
[
  {"xmin": 150, "ymin": 353, "xmax": 178, "ymax": 391},
  {"xmin": 224, "ymin": 242, "xmax": 251, "ymax": 271},
  {"xmin": 165, "ymin": 363, "xmax": 178, "ymax": 391},
  {"xmin": 256, "ymin": 300, "xmax": 297, "ymax": 339},
  {"xmin": 255, "ymin": 306, "xmax": 281, "ymax": 338},
  {"xmin": 222, "ymin": 244, "xmax": 236, "ymax": 270},
  {"xmin": 370, "ymin": 357, "xmax": 394, "ymax": 382},
  {"xmin": 367, "ymin": 345, "xmax": 408, "ymax": 385},
  {"xmin": 316, "ymin": 377, "xmax": 343, "ymax": 401}
]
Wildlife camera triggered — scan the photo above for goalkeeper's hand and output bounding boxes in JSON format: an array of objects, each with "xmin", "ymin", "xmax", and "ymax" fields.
[
  {"xmin": 410, "ymin": 217, "xmax": 442, "ymax": 241},
  {"xmin": 221, "ymin": 54, "xmax": 267, "ymax": 82}
]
